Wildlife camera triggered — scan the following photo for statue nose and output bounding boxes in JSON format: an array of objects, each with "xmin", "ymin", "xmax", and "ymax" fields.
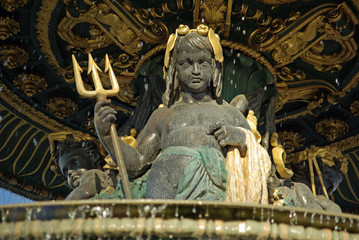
[{"xmin": 192, "ymin": 62, "xmax": 200, "ymax": 75}]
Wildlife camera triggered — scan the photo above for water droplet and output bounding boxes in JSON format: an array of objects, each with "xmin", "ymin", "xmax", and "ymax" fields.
[
  {"xmin": 243, "ymin": 30, "xmax": 246, "ymax": 35},
  {"xmin": 192, "ymin": 205, "xmax": 196, "ymax": 213},
  {"xmin": 0, "ymin": 116, "xmax": 2, "ymax": 122},
  {"xmin": 264, "ymin": 86, "xmax": 267, "ymax": 91},
  {"xmin": 23, "ymin": 65, "xmax": 27, "ymax": 70},
  {"xmin": 33, "ymin": 138, "xmax": 38, "ymax": 146},
  {"xmin": 242, "ymin": 16, "xmax": 245, "ymax": 21},
  {"xmin": 0, "ymin": 86, "xmax": 3, "ymax": 92}
]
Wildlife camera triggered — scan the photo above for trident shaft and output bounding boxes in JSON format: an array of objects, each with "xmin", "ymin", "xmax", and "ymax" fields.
[{"xmin": 72, "ymin": 53, "xmax": 132, "ymax": 199}]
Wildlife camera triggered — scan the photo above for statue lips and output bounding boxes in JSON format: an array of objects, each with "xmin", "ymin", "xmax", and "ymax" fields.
[{"xmin": 191, "ymin": 78, "xmax": 201, "ymax": 83}]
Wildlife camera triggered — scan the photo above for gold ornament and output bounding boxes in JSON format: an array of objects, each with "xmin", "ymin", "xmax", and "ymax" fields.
[
  {"xmin": 249, "ymin": 3, "xmax": 358, "ymax": 72},
  {"xmin": 278, "ymin": 131, "xmax": 305, "ymax": 153},
  {"xmin": 199, "ymin": 0, "xmax": 227, "ymax": 32},
  {"xmin": 13, "ymin": 73, "xmax": 48, "ymax": 97},
  {"xmin": 46, "ymin": 97, "xmax": 78, "ymax": 119},
  {"xmin": 0, "ymin": 17, "xmax": 20, "ymax": 40},
  {"xmin": 350, "ymin": 100, "xmax": 359, "ymax": 117},
  {"xmin": 0, "ymin": 45, "xmax": 28, "ymax": 69},
  {"xmin": 315, "ymin": 117, "xmax": 349, "ymax": 141},
  {"xmin": 1, "ymin": 0, "xmax": 27, "ymax": 12}
]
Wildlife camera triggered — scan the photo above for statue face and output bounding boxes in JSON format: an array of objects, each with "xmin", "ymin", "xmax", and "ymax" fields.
[
  {"xmin": 58, "ymin": 145, "xmax": 95, "ymax": 189},
  {"xmin": 175, "ymin": 42, "xmax": 214, "ymax": 94}
]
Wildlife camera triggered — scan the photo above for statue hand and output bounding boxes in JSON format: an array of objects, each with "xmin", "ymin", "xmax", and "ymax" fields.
[
  {"xmin": 94, "ymin": 99, "xmax": 117, "ymax": 138},
  {"xmin": 208, "ymin": 123, "xmax": 247, "ymax": 157}
]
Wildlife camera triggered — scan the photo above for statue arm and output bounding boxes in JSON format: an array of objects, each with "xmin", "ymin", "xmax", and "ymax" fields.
[{"xmin": 95, "ymin": 100, "xmax": 161, "ymax": 177}]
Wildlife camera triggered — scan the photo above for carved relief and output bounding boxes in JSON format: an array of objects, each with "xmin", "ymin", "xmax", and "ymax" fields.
[
  {"xmin": 58, "ymin": 1, "xmax": 168, "ymax": 56},
  {"xmin": 278, "ymin": 131, "xmax": 305, "ymax": 153},
  {"xmin": 13, "ymin": 74, "xmax": 48, "ymax": 97},
  {"xmin": 199, "ymin": 0, "xmax": 227, "ymax": 32},
  {"xmin": 350, "ymin": 100, "xmax": 359, "ymax": 117},
  {"xmin": 315, "ymin": 117, "xmax": 349, "ymax": 141},
  {"xmin": 249, "ymin": 3, "xmax": 358, "ymax": 72},
  {"xmin": 1, "ymin": 0, "xmax": 27, "ymax": 12},
  {"xmin": 0, "ymin": 45, "xmax": 28, "ymax": 69},
  {"xmin": 46, "ymin": 97, "xmax": 78, "ymax": 119},
  {"xmin": 0, "ymin": 17, "xmax": 20, "ymax": 40}
]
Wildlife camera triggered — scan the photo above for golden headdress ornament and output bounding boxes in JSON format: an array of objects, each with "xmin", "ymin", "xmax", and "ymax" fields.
[{"xmin": 164, "ymin": 24, "xmax": 223, "ymax": 69}]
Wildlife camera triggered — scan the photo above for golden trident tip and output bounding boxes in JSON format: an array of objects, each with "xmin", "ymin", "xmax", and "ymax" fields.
[{"xmin": 72, "ymin": 53, "xmax": 120, "ymax": 101}]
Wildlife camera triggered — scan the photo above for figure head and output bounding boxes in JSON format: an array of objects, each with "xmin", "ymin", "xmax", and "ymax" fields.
[
  {"xmin": 49, "ymin": 131, "xmax": 107, "ymax": 189},
  {"xmin": 162, "ymin": 24, "xmax": 223, "ymax": 106}
]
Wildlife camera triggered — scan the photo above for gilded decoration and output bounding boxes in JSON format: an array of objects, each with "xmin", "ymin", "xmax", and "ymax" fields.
[
  {"xmin": 288, "ymin": 145, "xmax": 348, "ymax": 175},
  {"xmin": 0, "ymin": 45, "xmax": 28, "ymax": 69},
  {"xmin": 249, "ymin": 3, "xmax": 358, "ymax": 72},
  {"xmin": 277, "ymin": 131, "xmax": 305, "ymax": 153},
  {"xmin": 270, "ymin": 132, "xmax": 294, "ymax": 178},
  {"xmin": 315, "ymin": 117, "xmax": 349, "ymax": 141},
  {"xmin": 350, "ymin": 100, "xmax": 359, "ymax": 117},
  {"xmin": 0, "ymin": 0, "xmax": 27, "ymax": 12},
  {"xmin": 45, "ymin": 97, "xmax": 79, "ymax": 119},
  {"xmin": 199, "ymin": 0, "xmax": 227, "ymax": 32},
  {"xmin": 256, "ymin": 0, "xmax": 299, "ymax": 4},
  {"xmin": 13, "ymin": 73, "xmax": 48, "ymax": 97},
  {"xmin": 83, "ymin": 116, "xmax": 95, "ymax": 132},
  {"xmin": 0, "ymin": 17, "xmax": 20, "ymax": 40},
  {"xmin": 58, "ymin": 0, "xmax": 169, "ymax": 56},
  {"xmin": 0, "ymin": 83, "xmax": 70, "ymax": 132}
]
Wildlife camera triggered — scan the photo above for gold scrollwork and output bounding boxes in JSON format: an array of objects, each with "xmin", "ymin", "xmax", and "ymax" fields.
[
  {"xmin": 0, "ymin": 0, "xmax": 27, "ymax": 12},
  {"xmin": 315, "ymin": 117, "xmax": 349, "ymax": 141},
  {"xmin": 249, "ymin": 3, "xmax": 358, "ymax": 72},
  {"xmin": 0, "ymin": 17, "xmax": 20, "ymax": 40},
  {"xmin": 278, "ymin": 67, "xmax": 305, "ymax": 81},
  {"xmin": 45, "ymin": 97, "xmax": 79, "ymax": 119},
  {"xmin": 0, "ymin": 45, "xmax": 28, "ymax": 69},
  {"xmin": 13, "ymin": 73, "xmax": 48, "ymax": 97}
]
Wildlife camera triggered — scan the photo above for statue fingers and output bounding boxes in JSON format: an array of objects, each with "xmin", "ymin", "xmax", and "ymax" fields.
[
  {"xmin": 97, "ymin": 106, "xmax": 116, "ymax": 120},
  {"xmin": 207, "ymin": 122, "xmax": 224, "ymax": 135},
  {"xmin": 94, "ymin": 99, "xmax": 112, "ymax": 113},
  {"xmin": 213, "ymin": 127, "xmax": 225, "ymax": 138}
]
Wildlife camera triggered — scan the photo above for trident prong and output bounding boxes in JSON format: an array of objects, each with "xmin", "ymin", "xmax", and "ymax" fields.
[{"xmin": 72, "ymin": 53, "xmax": 133, "ymax": 199}]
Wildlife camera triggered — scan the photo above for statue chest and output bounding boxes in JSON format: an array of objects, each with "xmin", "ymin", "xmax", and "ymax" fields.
[{"xmin": 164, "ymin": 104, "xmax": 234, "ymax": 133}]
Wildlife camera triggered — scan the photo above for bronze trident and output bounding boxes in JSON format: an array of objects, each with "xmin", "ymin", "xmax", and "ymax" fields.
[{"xmin": 72, "ymin": 53, "xmax": 132, "ymax": 199}]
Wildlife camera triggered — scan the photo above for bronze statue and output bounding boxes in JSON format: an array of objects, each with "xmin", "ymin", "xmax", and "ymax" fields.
[
  {"xmin": 95, "ymin": 24, "xmax": 271, "ymax": 201},
  {"xmin": 49, "ymin": 131, "xmax": 118, "ymax": 200}
]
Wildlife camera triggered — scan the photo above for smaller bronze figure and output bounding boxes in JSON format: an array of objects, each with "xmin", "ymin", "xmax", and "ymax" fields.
[{"xmin": 49, "ymin": 131, "xmax": 118, "ymax": 200}]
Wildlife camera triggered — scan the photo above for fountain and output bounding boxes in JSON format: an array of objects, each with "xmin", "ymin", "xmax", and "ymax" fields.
[
  {"xmin": 1, "ymin": 200, "xmax": 359, "ymax": 239},
  {"xmin": 1, "ymin": 24, "xmax": 359, "ymax": 240}
]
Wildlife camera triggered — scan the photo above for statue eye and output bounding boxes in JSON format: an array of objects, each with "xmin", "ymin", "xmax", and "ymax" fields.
[
  {"xmin": 179, "ymin": 60, "xmax": 190, "ymax": 67},
  {"xmin": 199, "ymin": 59, "xmax": 210, "ymax": 65}
]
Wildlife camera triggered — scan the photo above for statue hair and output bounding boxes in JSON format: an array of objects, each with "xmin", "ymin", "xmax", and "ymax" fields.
[{"xmin": 162, "ymin": 31, "xmax": 223, "ymax": 107}]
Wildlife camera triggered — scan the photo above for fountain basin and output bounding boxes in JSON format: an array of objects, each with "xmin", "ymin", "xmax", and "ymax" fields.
[{"xmin": 0, "ymin": 200, "xmax": 359, "ymax": 239}]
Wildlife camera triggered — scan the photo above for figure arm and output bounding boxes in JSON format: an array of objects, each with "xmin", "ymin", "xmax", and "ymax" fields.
[
  {"xmin": 94, "ymin": 100, "xmax": 161, "ymax": 177},
  {"xmin": 207, "ymin": 107, "xmax": 251, "ymax": 157},
  {"xmin": 65, "ymin": 170, "xmax": 102, "ymax": 200}
]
